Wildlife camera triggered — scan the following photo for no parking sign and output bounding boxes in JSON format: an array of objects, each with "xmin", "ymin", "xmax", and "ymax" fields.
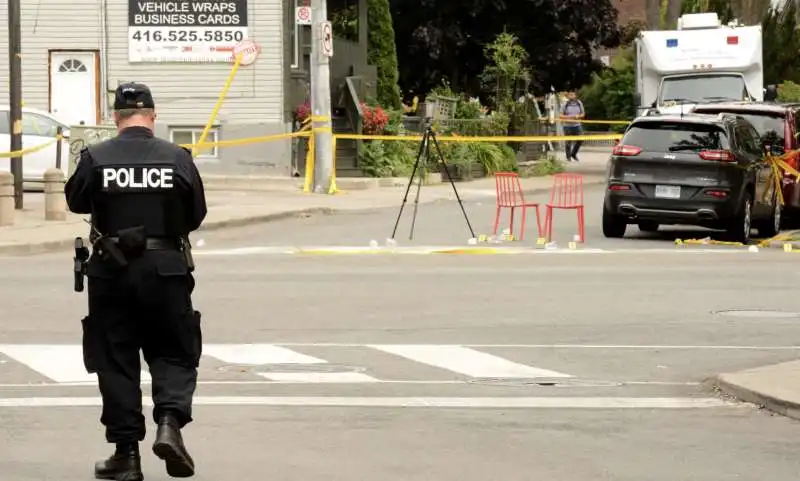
[
  {"xmin": 295, "ymin": 6, "xmax": 311, "ymax": 25},
  {"xmin": 320, "ymin": 21, "xmax": 333, "ymax": 57}
]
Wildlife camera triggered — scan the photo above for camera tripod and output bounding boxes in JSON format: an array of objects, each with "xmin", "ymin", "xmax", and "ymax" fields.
[{"xmin": 390, "ymin": 121, "xmax": 475, "ymax": 241}]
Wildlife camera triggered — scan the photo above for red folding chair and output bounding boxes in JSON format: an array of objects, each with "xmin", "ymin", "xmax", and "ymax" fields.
[
  {"xmin": 493, "ymin": 172, "xmax": 542, "ymax": 241},
  {"xmin": 544, "ymin": 173, "xmax": 585, "ymax": 242}
]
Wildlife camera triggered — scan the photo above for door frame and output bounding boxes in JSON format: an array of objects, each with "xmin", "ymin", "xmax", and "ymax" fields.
[{"xmin": 47, "ymin": 49, "xmax": 101, "ymax": 124}]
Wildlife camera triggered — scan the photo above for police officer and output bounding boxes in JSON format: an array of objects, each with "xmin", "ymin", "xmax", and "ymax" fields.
[{"xmin": 65, "ymin": 82, "xmax": 207, "ymax": 480}]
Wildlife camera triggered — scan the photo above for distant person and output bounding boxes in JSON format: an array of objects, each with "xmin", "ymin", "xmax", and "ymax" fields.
[{"xmin": 560, "ymin": 91, "xmax": 585, "ymax": 161}]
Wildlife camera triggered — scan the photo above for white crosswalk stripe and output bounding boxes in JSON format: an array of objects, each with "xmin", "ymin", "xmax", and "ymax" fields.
[
  {"xmin": 0, "ymin": 344, "xmax": 570, "ymax": 385},
  {"xmin": 370, "ymin": 344, "xmax": 571, "ymax": 378}
]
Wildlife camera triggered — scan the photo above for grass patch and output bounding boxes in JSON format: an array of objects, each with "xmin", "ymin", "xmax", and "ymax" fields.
[{"xmin": 518, "ymin": 156, "xmax": 566, "ymax": 177}]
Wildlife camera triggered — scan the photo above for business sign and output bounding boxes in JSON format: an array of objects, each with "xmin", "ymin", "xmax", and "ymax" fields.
[{"xmin": 128, "ymin": 0, "xmax": 249, "ymax": 63}]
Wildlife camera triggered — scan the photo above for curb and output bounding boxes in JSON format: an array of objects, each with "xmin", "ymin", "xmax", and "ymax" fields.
[
  {"xmin": 0, "ymin": 175, "xmax": 606, "ymax": 256},
  {"xmin": 0, "ymin": 208, "xmax": 335, "ymax": 256},
  {"xmin": 710, "ymin": 374, "xmax": 800, "ymax": 421}
]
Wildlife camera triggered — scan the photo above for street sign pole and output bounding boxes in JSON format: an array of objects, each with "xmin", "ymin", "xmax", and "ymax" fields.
[
  {"xmin": 310, "ymin": 0, "xmax": 334, "ymax": 193},
  {"xmin": 8, "ymin": 0, "xmax": 23, "ymax": 209}
]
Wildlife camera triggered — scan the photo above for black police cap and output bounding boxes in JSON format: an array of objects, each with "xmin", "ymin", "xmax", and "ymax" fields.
[{"xmin": 114, "ymin": 82, "xmax": 155, "ymax": 110}]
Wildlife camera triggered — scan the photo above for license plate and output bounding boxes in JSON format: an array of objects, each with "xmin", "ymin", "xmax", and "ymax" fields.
[{"xmin": 655, "ymin": 185, "xmax": 681, "ymax": 199}]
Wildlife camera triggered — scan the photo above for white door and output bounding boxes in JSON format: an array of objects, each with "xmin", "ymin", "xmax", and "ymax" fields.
[{"xmin": 49, "ymin": 52, "xmax": 97, "ymax": 126}]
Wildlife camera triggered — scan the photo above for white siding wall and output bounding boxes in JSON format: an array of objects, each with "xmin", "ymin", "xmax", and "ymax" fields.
[
  {"xmin": 0, "ymin": 0, "xmax": 283, "ymax": 125},
  {"xmin": 0, "ymin": 0, "xmax": 102, "ymax": 113}
]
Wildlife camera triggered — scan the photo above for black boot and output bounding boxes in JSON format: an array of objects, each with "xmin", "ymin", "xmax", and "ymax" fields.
[
  {"xmin": 94, "ymin": 442, "xmax": 143, "ymax": 481},
  {"xmin": 152, "ymin": 414, "xmax": 195, "ymax": 478}
]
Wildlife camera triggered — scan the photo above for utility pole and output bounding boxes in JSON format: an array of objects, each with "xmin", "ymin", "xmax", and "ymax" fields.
[
  {"xmin": 8, "ymin": 0, "xmax": 23, "ymax": 209},
  {"xmin": 310, "ymin": 0, "xmax": 333, "ymax": 193}
]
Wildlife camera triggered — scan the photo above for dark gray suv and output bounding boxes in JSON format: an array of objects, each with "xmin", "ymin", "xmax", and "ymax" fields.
[{"xmin": 602, "ymin": 112, "xmax": 780, "ymax": 243}]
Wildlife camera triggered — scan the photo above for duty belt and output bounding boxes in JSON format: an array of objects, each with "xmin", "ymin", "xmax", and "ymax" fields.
[{"xmin": 108, "ymin": 237, "xmax": 179, "ymax": 250}]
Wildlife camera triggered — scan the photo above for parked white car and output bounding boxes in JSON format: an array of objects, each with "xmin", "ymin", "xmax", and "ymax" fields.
[{"xmin": 0, "ymin": 105, "xmax": 71, "ymax": 183}]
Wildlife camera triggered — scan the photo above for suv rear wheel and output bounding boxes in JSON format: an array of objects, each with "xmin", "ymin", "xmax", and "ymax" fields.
[
  {"xmin": 726, "ymin": 192, "xmax": 753, "ymax": 244},
  {"xmin": 755, "ymin": 190, "xmax": 781, "ymax": 238},
  {"xmin": 602, "ymin": 208, "xmax": 627, "ymax": 238}
]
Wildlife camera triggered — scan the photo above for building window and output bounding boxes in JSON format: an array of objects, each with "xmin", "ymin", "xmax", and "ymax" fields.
[
  {"xmin": 59, "ymin": 59, "xmax": 87, "ymax": 72},
  {"xmin": 170, "ymin": 128, "xmax": 218, "ymax": 158}
]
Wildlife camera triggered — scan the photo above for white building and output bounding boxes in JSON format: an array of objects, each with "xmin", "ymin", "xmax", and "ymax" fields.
[{"xmin": 0, "ymin": 0, "xmax": 293, "ymax": 175}]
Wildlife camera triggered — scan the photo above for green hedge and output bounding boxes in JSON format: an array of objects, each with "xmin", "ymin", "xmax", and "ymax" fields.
[{"xmin": 367, "ymin": 0, "xmax": 402, "ymax": 109}]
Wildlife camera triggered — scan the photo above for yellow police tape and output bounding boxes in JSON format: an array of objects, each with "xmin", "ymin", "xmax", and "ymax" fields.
[
  {"xmin": 0, "ymin": 116, "xmax": 619, "ymax": 199},
  {"xmin": 673, "ymin": 149, "xmax": 800, "ymax": 249},
  {"xmin": 331, "ymin": 132, "xmax": 624, "ymax": 143},
  {"xmin": 0, "ymin": 135, "xmax": 63, "ymax": 158},
  {"xmin": 536, "ymin": 119, "xmax": 631, "ymax": 125}
]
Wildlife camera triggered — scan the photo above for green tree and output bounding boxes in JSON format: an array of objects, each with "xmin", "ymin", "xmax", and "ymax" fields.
[
  {"xmin": 680, "ymin": 0, "xmax": 735, "ymax": 23},
  {"xmin": 762, "ymin": 1, "xmax": 800, "ymax": 85},
  {"xmin": 367, "ymin": 0, "xmax": 402, "ymax": 109},
  {"xmin": 389, "ymin": 0, "xmax": 621, "ymax": 97},
  {"xmin": 579, "ymin": 48, "xmax": 636, "ymax": 132},
  {"xmin": 480, "ymin": 32, "xmax": 531, "ymax": 113}
]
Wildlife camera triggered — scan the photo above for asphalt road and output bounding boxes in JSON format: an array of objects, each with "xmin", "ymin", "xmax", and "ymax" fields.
[
  {"xmin": 190, "ymin": 183, "xmax": 787, "ymax": 251},
  {"xmin": 1, "ymin": 183, "xmax": 800, "ymax": 480}
]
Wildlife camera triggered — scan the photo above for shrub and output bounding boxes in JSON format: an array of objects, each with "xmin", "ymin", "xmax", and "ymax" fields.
[
  {"xmin": 294, "ymin": 100, "xmax": 310, "ymax": 124},
  {"xmin": 361, "ymin": 102, "xmax": 389, "ymax": 134},
  {"xmin": 367, "ymin": 0, "xmax": 402, "ymax": 109},
  {"xmin": 358, "ymin": 139, "xmax": 416, "ymax": 177}
]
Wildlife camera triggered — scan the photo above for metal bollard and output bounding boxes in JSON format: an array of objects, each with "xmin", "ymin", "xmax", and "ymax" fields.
[
  {"xmin": 0, "ymin": 171, "xmax": 13, "ymax": 226},
  {"xmin": 44, "ymin": 168, "xmax": 66, "ymax": 221}
]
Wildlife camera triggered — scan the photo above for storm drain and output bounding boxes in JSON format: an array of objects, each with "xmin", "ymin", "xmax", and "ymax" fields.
[
  {"xmin": 467, "ymin": 378, "xmax": 622, "ymax": 388},
  {"xmin": 217, "ymin": 363, "xmax": 366, "ymax": 374},
  {"xmin": 712, "ymin": 309, "xmax": 800, "ymax": 319}
]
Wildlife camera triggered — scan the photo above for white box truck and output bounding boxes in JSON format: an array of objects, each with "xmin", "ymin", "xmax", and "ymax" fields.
[{"xmin": 634, "ymin": 12, "xmax": 764, "ymax": 116}]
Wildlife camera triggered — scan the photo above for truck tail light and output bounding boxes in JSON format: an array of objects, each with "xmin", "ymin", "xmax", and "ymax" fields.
[
  {"xmin": 699, "ymin": 150, "xmax": 735, "ymax": 162},
  {"xmin": 612, "ymin": 145, "xmax": 642, "ymax": 156}
]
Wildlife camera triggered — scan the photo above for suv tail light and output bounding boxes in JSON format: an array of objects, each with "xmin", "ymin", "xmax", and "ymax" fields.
[
  {"xmin": 612, "ymin": 145, "xmax": 642, "ymax": 156},
  {"xmin": 699, "ymin": 150, "xmax": 735, "ymax": 162}
]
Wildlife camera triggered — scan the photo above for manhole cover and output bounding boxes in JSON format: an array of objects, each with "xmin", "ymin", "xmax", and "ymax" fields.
[
  {"xmin": 218, "ymin": 363, "xmax": 365, "ymax": 374},
  {"xmin": 713, "ymin": 309, "xmax": 800, "ymax": 319},
  {"xmin": 467, "ymin": 378, "xmax": 622, "ymax": 387}
]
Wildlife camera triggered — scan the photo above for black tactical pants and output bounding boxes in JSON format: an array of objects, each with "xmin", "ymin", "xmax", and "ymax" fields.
[{"xmin": 82, "ymin": 249, "xmax": 202, "ymax": 444}]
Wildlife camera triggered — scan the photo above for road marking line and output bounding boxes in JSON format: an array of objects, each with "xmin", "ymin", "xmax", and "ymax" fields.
[
  {"xmin": 369, "ymin": 345, "xmax": 572, "ymax": 378},
  {"xmin": 256, "ymin": 372, "xmax": 380, "ymax": 383},
  {"xmin": 0, "ymin": 379, "xmax": 701, "ymax": 387},
  {"xmin": 202, "ymin": 344, "xmax": 324, "ymax": 365},
  {"xmin": 0, "ymin": 396, "xmax": 734, "ymax": 409},
  {"xmin": 193, "ymin": 246, "xmax": 612, "ymax": 256},
  {"xmin": 191, "ymin": 245, "xmax": 774, "ymax": 256},
  {"xmin": 190, "ymin": 345, "xmax": 385, "ymax": 382},
  {"xmin": 0, "ymin": 344, "xmax": 150, "ymax": 384},
  {"xmin": 275, "ymin": 343, "xmax": 800, "ymax": 350}
]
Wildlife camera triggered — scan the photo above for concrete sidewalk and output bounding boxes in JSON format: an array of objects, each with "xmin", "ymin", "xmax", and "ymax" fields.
[
  {"xmin": 713, "ymin": 361, "xmax": 800, "ymax": 421},
  {"xmin": 0, "ymin": 153, "xmax": 609, "ymax": 255}
]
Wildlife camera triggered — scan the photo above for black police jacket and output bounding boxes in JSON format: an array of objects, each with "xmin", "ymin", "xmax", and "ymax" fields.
[{"xmin": 65, "ymin": 126, "xmax": 207, "ymax": 238}]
